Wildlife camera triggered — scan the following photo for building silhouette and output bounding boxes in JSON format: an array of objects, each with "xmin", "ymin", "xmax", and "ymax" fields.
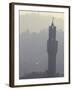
[{"xmin": 47, "ymin": 18, "xmax": 58, "ymax": 76}]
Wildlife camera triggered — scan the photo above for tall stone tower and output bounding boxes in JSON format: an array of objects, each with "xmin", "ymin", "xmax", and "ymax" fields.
[{"xmin": 47, "ymin": 19, "xmax": 58, "ymax": 76}]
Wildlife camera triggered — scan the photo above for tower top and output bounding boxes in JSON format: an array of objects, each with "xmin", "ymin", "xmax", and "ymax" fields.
[{"xmin": 51, "ymin": 17, "xmax": 54, "ymax": 27}]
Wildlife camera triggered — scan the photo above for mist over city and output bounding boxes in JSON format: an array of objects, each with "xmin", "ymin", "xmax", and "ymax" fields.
[{"xmin": 19, "ymin": 11, "xmax": 64, "ymax": 79}]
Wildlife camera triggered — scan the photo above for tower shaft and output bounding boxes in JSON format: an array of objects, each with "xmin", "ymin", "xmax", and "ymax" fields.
[{"xmin": 47, "ymin": 20, "xmax": 58, "ymax": 76}]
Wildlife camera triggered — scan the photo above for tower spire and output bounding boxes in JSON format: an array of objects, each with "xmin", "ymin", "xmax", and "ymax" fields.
[{"xmin": 51, "ymin": 17, "xmax": 54, "ymax": 26}]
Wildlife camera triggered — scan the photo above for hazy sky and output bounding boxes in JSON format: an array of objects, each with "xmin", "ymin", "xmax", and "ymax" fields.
[{"xmin": 20, "ymin": 11, "xmax": 64, "ymax": 33}]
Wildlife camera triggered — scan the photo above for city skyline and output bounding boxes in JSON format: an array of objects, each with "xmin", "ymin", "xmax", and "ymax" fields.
[{"xmin": 19, "ymin": 20, "xmax": 64, "ymax": 79}]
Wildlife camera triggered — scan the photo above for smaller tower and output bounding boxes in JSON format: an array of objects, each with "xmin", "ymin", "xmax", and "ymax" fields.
[{"xmin": 47, "ymin": 18, "xmax": 58, "ymax": 76}]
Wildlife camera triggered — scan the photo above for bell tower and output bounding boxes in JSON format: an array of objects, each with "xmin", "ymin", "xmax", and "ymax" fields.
[{"xmin": 47, "ymin": 18, "xmax": 58, "ymax": 76}]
